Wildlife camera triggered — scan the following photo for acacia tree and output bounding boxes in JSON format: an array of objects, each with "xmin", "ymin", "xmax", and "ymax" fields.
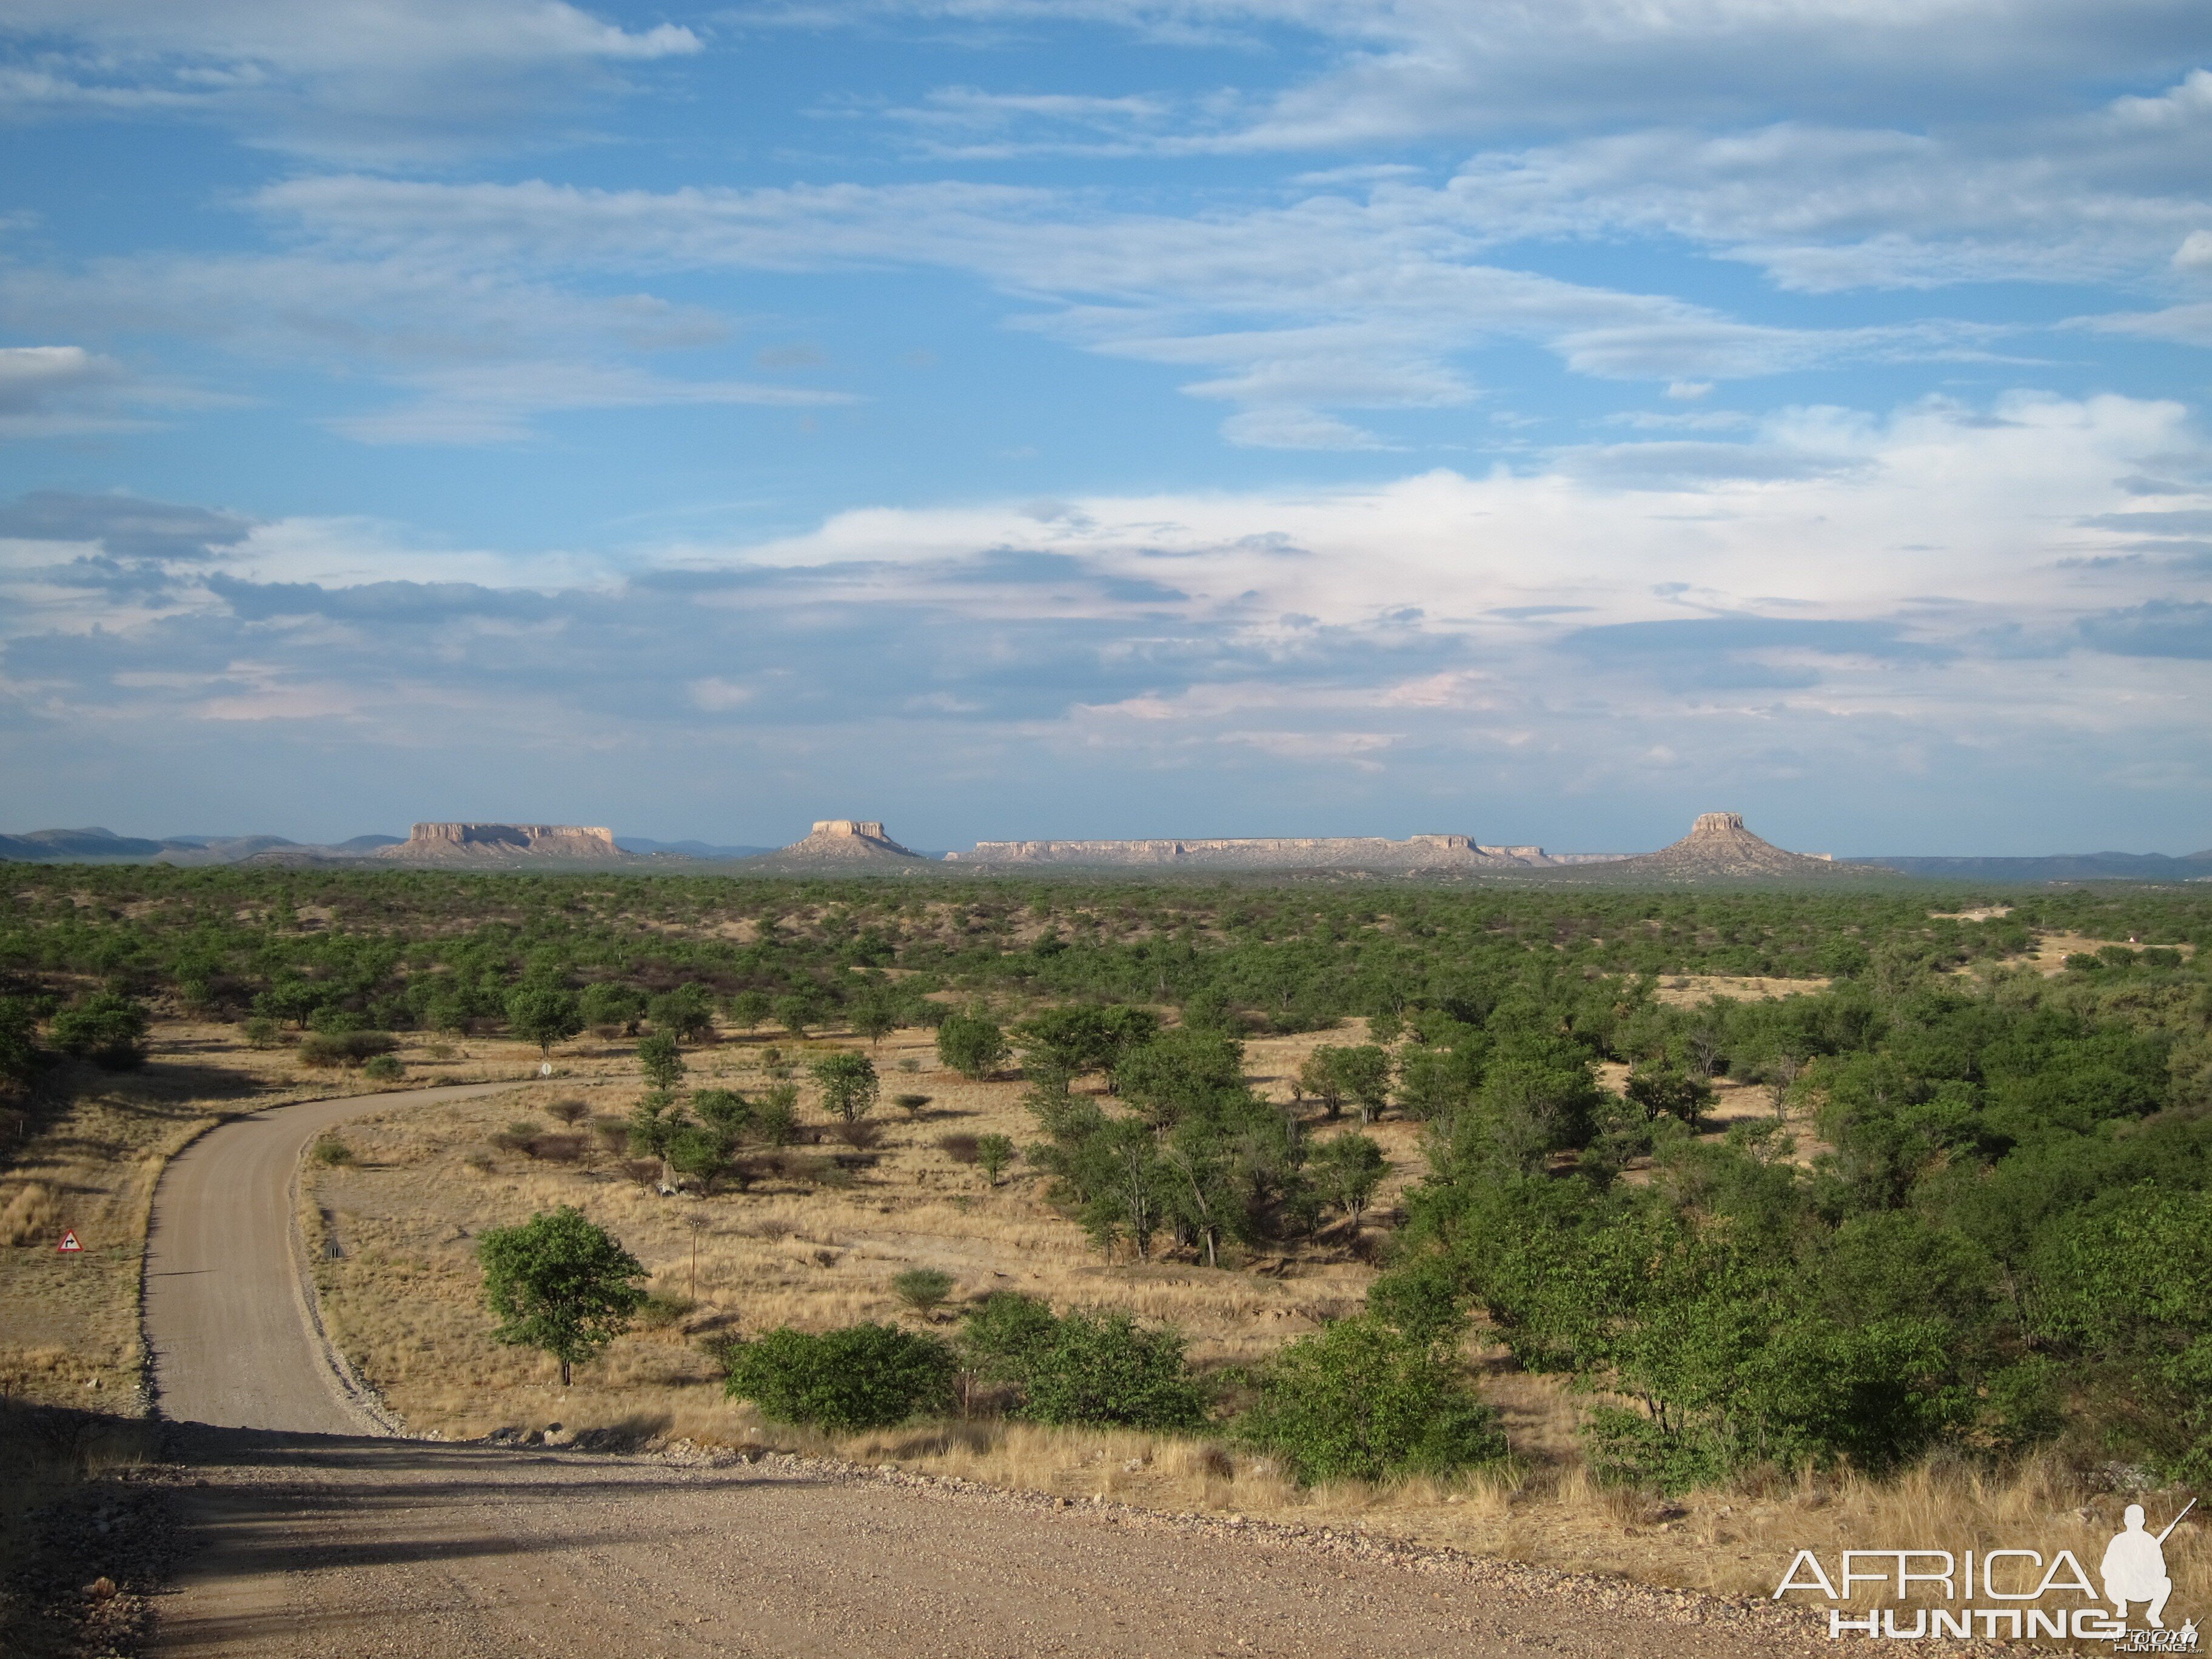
[
  {"xmin": 811, "ymin": 1051, "xmax": 879, "ymax": 1122},
  {"xmin": 637, "ymin": 1031, "xmax": 686, "ymax": 1091},
  {"xmin": 1310, "ymin": 1133, "xmax": 1388, "ymax": 1229},
  {"xmin": 1298, "ymin": 1048, "xmax": 1349, "ymax": 1119},
  {"xmin": 1333, "ymin": 1045, "xmax": 1393, "ymax": 1125},
  {"xmin": 477, "ymin": 1207, "xmax": 646, "ymax": 1386},
  {"xmin": 506, "ymin": 987, "xmax": 583, "ymax": 1056},
  {"xmin": 936, "ymin": 1011, "xmax": 1008, "ymax": 1080},
  {"xmin": 648, "ymin": 984, "xmax": 717, "ymax": 1044},
  {"xmin": 850, "ymin": 988, "xmax": 902, "ymax": 1048}
]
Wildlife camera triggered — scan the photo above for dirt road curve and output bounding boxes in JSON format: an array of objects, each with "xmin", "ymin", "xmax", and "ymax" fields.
[
  {"xmin": 146, "ymin": 1081, "xmax": 521, "ymax": 1433},
  {"xmin": 146, "ymin": 1083, "xmax": 1829, "ymax": 1658}
]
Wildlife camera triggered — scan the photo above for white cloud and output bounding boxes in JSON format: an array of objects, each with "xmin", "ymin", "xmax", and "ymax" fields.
[
  {"xmin": 326, "ymin": 362, "xmax": 856, "ymax": 445},
  {"xmin": 4, "ymin": 390, "xmax": 2207, "ymax": 843},
  {"xmin": 1219, "ymin": 406, "xmax": 1389, "ymax": 449},
  {"xmin": 0, "ymin": 343, "xmax": 215, "ymax": 435},
  {"xmin": 222, "ymin": 172, "xmax": 1999, "ymax": 447},
  {"xmin": 0, "ymin": 0, "xmax": 700, "ymax": 159}
]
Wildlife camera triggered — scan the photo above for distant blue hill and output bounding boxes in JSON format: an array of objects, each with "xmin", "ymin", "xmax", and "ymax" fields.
[
  {"xmin": 1859, "ymin": 851, "xmax": 2212, "ymax": 883},
  {"xmin": 0, "ymin": 827, "xmax": 403, "ymax": 863},
  {"xmin": 0, "ymin": 826, "xmax": 169, "ymax": 860},
  {"xmin": 614, "ymin": 837, "xmax": 777, "ymax": 859}
]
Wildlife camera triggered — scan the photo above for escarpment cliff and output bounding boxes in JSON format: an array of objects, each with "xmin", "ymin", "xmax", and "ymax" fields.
[
  {"xmin": 375, "ymin": 823, "xmax": 628, "ymax": 862},
  {"xmin": 948, "ymin": 834, "xmax": 1590, "ymax": 871}
]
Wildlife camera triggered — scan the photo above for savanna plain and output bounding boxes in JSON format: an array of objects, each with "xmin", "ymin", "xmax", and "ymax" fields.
[{"xmin": 2, "ymin": 865, "xmax": 2208, "ymax": 1652}]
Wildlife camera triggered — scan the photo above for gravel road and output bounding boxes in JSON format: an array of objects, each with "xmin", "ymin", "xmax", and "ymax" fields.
[{"xmin": 144, "ymin": 1081, "xmax": 1847, "ymax": 1658}]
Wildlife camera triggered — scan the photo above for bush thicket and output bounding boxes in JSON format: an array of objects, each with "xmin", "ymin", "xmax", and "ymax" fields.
[{"xmin": 722, "ymin": 1323, "xmax": 956, "ymax": 1431}]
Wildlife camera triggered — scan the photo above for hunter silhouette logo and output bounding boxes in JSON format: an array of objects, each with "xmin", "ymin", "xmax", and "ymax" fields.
[
  {"xmin": 2106, "ymin": 1502, "xmax": 2194, "ymax": 1630},
  {"xmin": 1774, "ymin": 1501, "xmax": 2200, "ymax": 1643}
]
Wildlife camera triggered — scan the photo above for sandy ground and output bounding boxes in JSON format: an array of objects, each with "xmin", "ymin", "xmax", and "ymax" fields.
[{"xmin": 139, "ymin": 1079, "xmax": 1882, "ymax": 1658}]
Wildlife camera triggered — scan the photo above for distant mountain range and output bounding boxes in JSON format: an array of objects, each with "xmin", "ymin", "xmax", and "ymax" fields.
[
  {"xmin": 1, "ymin": 823, "xmax": 2207, "ymax": 883},
  {"xmin": 1855, "ymin": 851, "xmax": 2212, "ymax": 882},
  {"xmin": 0, "ymin": 827, "xmax": 404, "ymax": 865},
  {"xmin": 614, "ymin": 836, "xmax": 777, "ymax": 859}
]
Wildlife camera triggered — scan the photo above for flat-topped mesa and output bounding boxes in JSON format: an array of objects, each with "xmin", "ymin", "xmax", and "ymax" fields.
[
  {"xmin": 766, "ymin": 819, "xmax": 923, "ymax": 862},
  {"xmin": 1608, "ymin": 811, "xmax": 1839, "ymax": 877},
  {"xmin": 949, "ymin": 834, "xmax": 1563, "ymax": 870},
  {"xmin": 377, "ymin": 823, "xmax": 625, "ymax": 860}
]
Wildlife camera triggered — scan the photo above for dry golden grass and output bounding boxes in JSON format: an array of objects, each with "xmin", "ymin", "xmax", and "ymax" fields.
[
  {"xmin": 1651, "ymin": 974, "xmax": 1832, "ymax": 1008},
  {"xmin": 306, "ymin": 1022, "xmax": 1389, "ymax": 1441}
]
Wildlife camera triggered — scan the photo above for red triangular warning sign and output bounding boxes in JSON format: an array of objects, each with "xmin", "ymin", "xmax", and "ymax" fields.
[{"xmin": 57, "ymin": 1230, "xmax": 81, "ymax": 1252}]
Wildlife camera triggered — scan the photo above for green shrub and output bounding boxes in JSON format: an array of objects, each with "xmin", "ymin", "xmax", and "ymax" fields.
[
  {"xmin": 637, "ymin": 1292, "xmax": 695, "ymax": 1329},
  {"xmin": 361, "ymin": 1054, "xmax": 404, "ymax": 1083},
  {"xmin": 974, "ymin": 1133, "xmax": 1016, "ymax": 1185},
  {"xmin": 1024, "ymin": 1309, "xmax": 1208, "ymax": 1431},
  {"xmin": 1235, "ymin": 1315, "xmax": 1504, "ymax": 1483},
  {"xmin": 961, "ymin": 1298, "xmax": 1208, "ymax": 1431},
  {"xmin": 310, "ymin": 1134, "xmax": 354, "ymax": 1167},
  {"xmin": 936, "ymin": 1011, "xmax": 1008, "ymax": 1079},
  {"xmin": 722, "ymin": 1323, "xmax": 955, "ymax": 1432},
  {"xmin": 891, "ymin": 1267, "xmax": 954, "ymax": 1317},
  {"xmin": 960, "ymin": 1291, "xmax": 1061, "ymax": 1387},
  {"xmin": 48, "ymin": 992, "xmax": 150, "ymax": 1070},
  {"xmin": 297, "ymin": 1030, "xmax": 398, "ymax": 1070}
]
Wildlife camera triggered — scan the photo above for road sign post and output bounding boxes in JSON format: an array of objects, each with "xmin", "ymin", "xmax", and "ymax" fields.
[{"xmin": 57, "ymin": 1229, "xmax": 81, "ymax": 1253}]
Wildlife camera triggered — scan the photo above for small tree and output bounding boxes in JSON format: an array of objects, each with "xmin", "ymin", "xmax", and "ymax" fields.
[
  {"xmin": 754, "ymin": 1083, "xmax": 799, "ymax": 1147},
  {"xmin": 547, "ymin": 1098, "xmax": 591, "ymax": 1127},
  {"xmin": 506, "ymin": 987, "xmax": 583, "ymax": 1056},
  {"xmin": 1332, "ymin": 1045, "xmax": 1393, "ymax": 1125},
  {"xmin": 811, "ymin": 1051, "xmax": 879, "ymax": 1122},
  {"xmin": 578, "ymin": 981, "xmax": 644, "ymax": 1037},
  {"xmin": 637, "ymin": 1031, "xmax": 686, "ymax": 1092},
  {"xmin": 1298, "ymin": 1049, "xmax": 1348, "ymax": 1119},
  {"xmin": 891, "ymin": 1267, "xmax": 955, "ymax": 1319},
  {"xmin": 975, "ymin": 1133, "xmax": 1016, "ymax": 1187},
  {"xmin": 1310, "ymin": 1132, "xmax": 1388, "ymax": 1228},
  {"xmin": 648, "ymin": 984, "xmax": 717, "ymax": 1044},
  {"xmin": 626, "ymin": 1092, "xmax": 686, "ymax": 1159},
  {"xmin": 1626, "ymin": 1065, "xmax": 1714, "ymax": 1132},
  {"xmin": 667, "ymin": 1123, "xmax": 734, "ymax": 1192},
  {"xmin": 477, "ymin": 1207, "xmax": 646, "ymax": 1386},
  {"xmin": 850, "ymin": 991, "xmax": 900, "ymax": 1048},
  {"xmin": 1115, "ymin": 1027, "xmax": 1245, "ymax": 1130},
  {"xmin": 691, "ymin": 1088, "xmax": 752, "ymax": 1136},
  {"xmin": 936, "ymin": 1011, "xmax": 1008, "ymax": 1080},
  {"xmin": 728, "ymin": 990, "xmax": 773, "ymax": 1031}
]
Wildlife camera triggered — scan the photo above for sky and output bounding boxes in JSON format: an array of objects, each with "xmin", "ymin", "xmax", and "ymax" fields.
[{"xmin": 2, "ymin": 1, "xmax": 2210, "ymax": 856}]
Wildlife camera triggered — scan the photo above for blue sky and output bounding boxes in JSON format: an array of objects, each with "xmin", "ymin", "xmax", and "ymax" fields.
[{"xmin": 2, "ymin": 0, "xmax": 2210, "ymax": 855}]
